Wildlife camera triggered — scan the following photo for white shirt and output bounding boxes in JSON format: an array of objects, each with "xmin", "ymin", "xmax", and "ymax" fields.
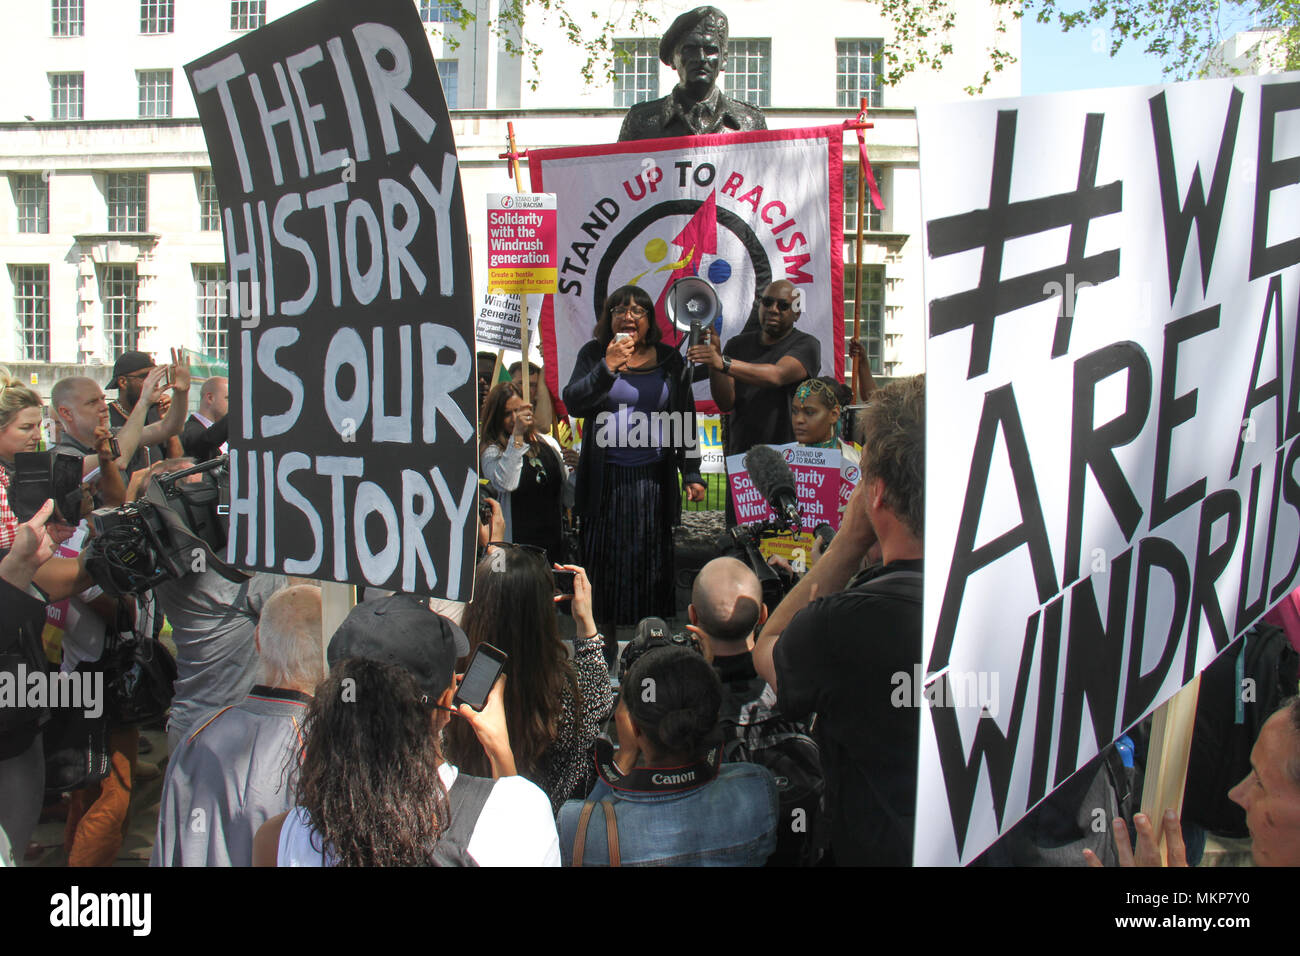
[{"xmin": 277, "ymin": 764, "xmax": 561, "ymax": 867}]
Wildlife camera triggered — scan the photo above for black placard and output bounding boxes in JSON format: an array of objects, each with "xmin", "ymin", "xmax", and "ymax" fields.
[{"xmin": 185, "ymin": 0, "xmax": 476, "ymax": 599}]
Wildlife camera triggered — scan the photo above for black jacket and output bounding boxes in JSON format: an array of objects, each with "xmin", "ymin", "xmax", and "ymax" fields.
[{"xmin": 562, "ymin": 340, "xmax": 704, "ymax": 524}]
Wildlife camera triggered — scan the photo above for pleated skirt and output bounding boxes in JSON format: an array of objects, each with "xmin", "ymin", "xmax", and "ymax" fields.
[{"xmin": 582, "ymin": 461, "xmax": 675, "ymax": 627}]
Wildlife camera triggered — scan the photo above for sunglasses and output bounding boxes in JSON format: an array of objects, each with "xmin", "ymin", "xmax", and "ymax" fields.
[{"xmin": 760, "ymin": 296, "xmax": 793, "ymax": 312}]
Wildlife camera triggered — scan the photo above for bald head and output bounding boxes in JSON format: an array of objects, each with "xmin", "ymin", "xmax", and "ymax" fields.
[
  {"xmin": 51, "ymin": 376, "xmax": 107, "ymax": 444},
  {"xmin": 690, "ymin": 557, "xmax": 764, "ymax": 647},
  {"xmin": 255, "ymin": 585, "xmax": 325, "ymax": 692},
  {"xmin": 199, "ymin": 376, "xmax": 228, "ymax": 420}
]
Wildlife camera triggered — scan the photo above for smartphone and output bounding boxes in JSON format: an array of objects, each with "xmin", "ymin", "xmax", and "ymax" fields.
[
  {"xmin": 453, "ymin": 643, "xmax": 508, "ymax": 711},
  {"xmin": 553, "ymin": 568, "xmax": 577, "ymax": 596}
]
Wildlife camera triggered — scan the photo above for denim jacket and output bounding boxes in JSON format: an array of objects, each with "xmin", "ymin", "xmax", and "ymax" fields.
[{"xmin": 557, "ymin": 763, "xmax": 779, "ymax": 866}]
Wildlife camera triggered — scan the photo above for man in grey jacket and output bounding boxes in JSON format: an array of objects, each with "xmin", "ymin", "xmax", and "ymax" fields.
[{"xmin": 151, "ymin": 585, "xmax": 323, "ymax": 867}]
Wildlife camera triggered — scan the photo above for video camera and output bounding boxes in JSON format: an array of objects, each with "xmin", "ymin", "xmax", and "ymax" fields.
[
  {"xmin": 617, "ymin": 616, "xmax": 703, "ymax": 683},
  {"xmin": 83, "ymin": 456, "xmax": 245, "ymax": 597}
]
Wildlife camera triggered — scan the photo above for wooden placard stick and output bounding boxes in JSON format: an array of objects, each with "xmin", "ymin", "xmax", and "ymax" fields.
[{"xmin": 1139, "ymin": 674, "xmax": 1202, "ymax": 864}]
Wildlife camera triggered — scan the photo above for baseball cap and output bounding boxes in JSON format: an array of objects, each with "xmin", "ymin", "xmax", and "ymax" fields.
[
  {"xmin": 110, "ymin": 351, "xmax": 155, "ymax": 387},
  {"xmin": 327, "ymin": 594, "xmax": 470, "ymax": 708}
]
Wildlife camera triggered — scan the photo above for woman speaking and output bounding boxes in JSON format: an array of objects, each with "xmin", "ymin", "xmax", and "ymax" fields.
[{"xmin": 563, "ymin": 286, "xmax": 706, "ymax": 654}]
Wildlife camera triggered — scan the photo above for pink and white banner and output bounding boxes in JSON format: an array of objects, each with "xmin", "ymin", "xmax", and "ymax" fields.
[{"xmin": 528, "ymin": 126, "xmax": 845, "ymax": 415}]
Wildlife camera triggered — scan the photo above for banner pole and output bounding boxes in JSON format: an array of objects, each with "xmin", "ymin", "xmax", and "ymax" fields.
[
  {"xmin": 1139, "ymin": 674, "xmax": 1201, "ymax": 864},
  {"xmin": 852, "ymin": 97, "xmax": 868, "ymax": 403},
  {"xmin": 505, "ymin": 120, "xmax": 530, "ymax": 406}
]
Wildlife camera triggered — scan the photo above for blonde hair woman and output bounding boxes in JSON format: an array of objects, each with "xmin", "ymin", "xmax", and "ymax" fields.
[{"xmin": 0, "ymin": 368, "xmax": 46, "ymax": 549}]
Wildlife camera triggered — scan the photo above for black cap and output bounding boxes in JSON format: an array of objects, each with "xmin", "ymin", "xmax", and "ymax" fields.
[
  {"xmin": 110, "ymin": 350, "xmax": 154, "ymax": 388},
  {"xmin": 327, "ymin": 594, "xmax": 470, "ymax": 708},
  {"xmin": 659, "ymin": 6, "xmax": 728, "ymax": 66}
]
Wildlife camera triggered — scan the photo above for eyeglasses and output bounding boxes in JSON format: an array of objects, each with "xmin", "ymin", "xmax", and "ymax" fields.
[
  {"xmin": 760, "ymin": 296, "xmax": 793, "ymax": 313},
  {"xmin": 124, "ymin": 368, "xmax": 154, "ymax": 380},
  {"xmin": 612, "ymin": 306, "xmax": 647, "ymax": 318}
]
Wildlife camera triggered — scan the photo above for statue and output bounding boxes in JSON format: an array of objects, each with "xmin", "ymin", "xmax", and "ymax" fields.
[{"xmin": 618, "ymin": 6, "xmax": 768, "ymax": 142}]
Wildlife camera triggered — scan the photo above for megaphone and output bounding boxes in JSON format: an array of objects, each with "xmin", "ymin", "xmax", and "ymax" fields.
[{"xmin": 664, "ymin": 277, "xmax": 720, "ymax": 337}]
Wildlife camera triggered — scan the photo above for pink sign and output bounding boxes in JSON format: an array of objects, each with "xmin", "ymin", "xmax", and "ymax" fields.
[{"xmin": 726, "ymin": 444, "xmax": 851, "ymax": 529}]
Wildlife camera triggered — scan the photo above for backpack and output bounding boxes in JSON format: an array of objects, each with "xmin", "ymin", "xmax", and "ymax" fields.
[
  {"xmin": 1182, "ymin": 622, "xmax": 1300, "ymax": 837},
  {"xmin": 718, "ymin": 673, "xmax": 825, "ymax": 866}
]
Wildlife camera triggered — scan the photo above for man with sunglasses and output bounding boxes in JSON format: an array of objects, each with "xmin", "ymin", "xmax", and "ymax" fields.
[
  {"xmin": 108, "ymin": 350, "xmax": 188, "ymax": 476},
  {"xmin": 688, "ymin": 279, "xmax": 821, "ymax": 465}
]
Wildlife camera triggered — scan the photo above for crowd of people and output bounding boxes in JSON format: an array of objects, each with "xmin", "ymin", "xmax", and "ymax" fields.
[{"xmin": 2, "ymin": 285, "xmax": 1299, "ymax": 869}]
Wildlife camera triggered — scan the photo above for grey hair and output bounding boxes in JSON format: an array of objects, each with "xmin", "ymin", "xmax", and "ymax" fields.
[{"xmin": 256, "ymin": 585, "xmax": 325, "ymax": 690}]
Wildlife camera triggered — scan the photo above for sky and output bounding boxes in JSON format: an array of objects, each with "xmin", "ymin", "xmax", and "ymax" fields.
[{"xmin": 1020, "ymin": 14, "xmax": 1173, "ymax": 94}]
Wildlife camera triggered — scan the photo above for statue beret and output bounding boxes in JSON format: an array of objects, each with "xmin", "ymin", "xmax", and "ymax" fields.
[{"xmin": 658, "ymin": 6, "xmax": 729, "ymax": 65}]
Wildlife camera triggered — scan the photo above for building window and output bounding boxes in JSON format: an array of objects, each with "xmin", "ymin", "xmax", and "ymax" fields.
[
  {"xmin": 194, "ymin": 265, "xmax": 228, "ymax": 363},
  {"xmin": 197, "ymin": 171, "xmax": 220, "ymax": 231},
  {"xmin": 844, "ymin": 265, "xmax": 884, "ymax": 377},
  {"xmin": 52, "ymin": 0, "xmax": 84, "ymax": 36},
  {"xmin": 230, "ymin": 0, "xmax": 265, "ymax": 30},
  {"xmin": 138, "ymin": 70, "xmax": 172, "ymax": 118},
  {"xmin": 844, "ymin": 163, "xmax": 882, "ymax": 234},
  {"xmin": 725, "ymin": 39, "xmax": 770, "ymax": 108},
  {"xmin": 613, "ymin": 39, "xmax": 658, "ymax": 108},
  {"xmin": 437, "ymin": 61, "xmax": 458, "ymax": 109},
  {"xmin": 12, "ymin": 266, "xmax": 51, "ymax": 363},
  {"xmin": 106, "ymin": 172, "xmax": 147, "ymax": 232},
  {"xmin": 420, "ymin": 1, "xmax": 457, "ymax": 22},
  {"xmin": 836, "ymin": 39, "xmax": 883, "ymax": 109},
  {"xmin": 50, "ymin": 73, "xmax": 83, "ymax": 120},
  {"xmin": 102, "ymin": 266, "xmax": 139, "ymax": 356},
  {"xmin": 13, "ymin": 175, "xmax": 50, "ymax": 234},
  {"xmin": 140, "ymin": 0, "xmax": 173, "ymax": 34}
]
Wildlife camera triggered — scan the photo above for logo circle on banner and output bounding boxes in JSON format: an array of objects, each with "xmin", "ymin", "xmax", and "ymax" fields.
[
  {"xmin": 845, "ymin": 465, "xmax": 860, "ymax": 482},
  {"xmin": 783, "ymin": 448, "xmax": 795, "ymax": 462},
  {"xmin": 593, "ymin": 199, "xmax": 773, "ymax": 346},
  {"xmin": 501, "ymin": 195, "xmax": 514, "ymax": 208}
]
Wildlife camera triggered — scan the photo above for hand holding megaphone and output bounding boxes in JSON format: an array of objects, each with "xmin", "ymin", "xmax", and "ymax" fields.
[{"xmin": 685, "ymin": 327, "xmax": 724, "ymax": 370}]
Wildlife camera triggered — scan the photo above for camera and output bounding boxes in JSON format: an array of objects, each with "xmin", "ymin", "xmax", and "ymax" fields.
[
  {"xmin": 12, "ymin": 451, "xmax": 85, "ymax": 525},
  {"xmin": 82, "ymin": 456, "xmax": 243, "ymax": 597},
  {"xmin": 617, "ymin": 616, "xmax": 702, "ymax": 683}
]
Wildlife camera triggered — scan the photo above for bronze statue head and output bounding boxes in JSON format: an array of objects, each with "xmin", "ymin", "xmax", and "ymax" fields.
[{"xmin": 660, "ymin": 6, "xmax": 729, "ymax": 100}]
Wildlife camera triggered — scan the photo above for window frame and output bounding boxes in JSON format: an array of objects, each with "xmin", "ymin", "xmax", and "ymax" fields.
[
  {"xmin": 193, "ymin": 264, "xmax": 229, "ymax": 363},
  {"xmin": 51, "ymin": 0, "xmax": 84, "ymax": 37},
  {"xmin": 139, "ymin": 0, "xmax": 174, "ymax": 34},
  {"xmin": 197, "ymin": 170, "xmax": 220, "ymax": 232},
  {"xmin": 436, "ymin": 60, "xmax": 459, "ymax": 109},
  {"xmin": 137, "ymin": 69, "xmax": 173, "ymax": 119},
  {"xmin": 420, "ymin": 1, "xmax": 458, "ymax": 23},
  {"xmin": 844, "ymin": 264, "xmax": 885, "ymax": 377},
  {"xmin": 50, "ymin": 72, "xmax": 84, "ymax": 120},
  {"xmin": 106, "ymin": 171, "xmax": 148, "ymax": 233},
  {"xmin": 724, "ymin": 38, "xmax": 771, "ymax": 109},
  {"xmin": 101, "ymin": 265, "xmax": 140, "ymax": 357},
  {"xmin": 230, "ymin": 0, "xmax": 265, "ymax": 31},
  {"xmin": 612, "ymin": 39, "xmax": 659, "ymax": 108},
  {"xmin": 13, "ymin": 174, "xmax": 50, "ymax": 235},
  {"xmin": 836, "ymin": 38, "xmax": 883, "ymax": 110},
  {"xmin": 12, "ymin": 266, "xmax": 51, "ymax": 363}
]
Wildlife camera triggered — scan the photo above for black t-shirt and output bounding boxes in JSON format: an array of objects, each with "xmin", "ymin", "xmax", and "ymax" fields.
[
  {"xmin": 721, "ymin": 328, "xmax": 820, "ymax": 456},
  {"xmin": 773, "ymin": 558, "xmax": 923, "ymax": 865}
]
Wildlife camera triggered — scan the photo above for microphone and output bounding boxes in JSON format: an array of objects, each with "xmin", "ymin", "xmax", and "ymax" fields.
[{"xmin": 744, "ymin": 444, "xmax": 801, "ymax": 532}]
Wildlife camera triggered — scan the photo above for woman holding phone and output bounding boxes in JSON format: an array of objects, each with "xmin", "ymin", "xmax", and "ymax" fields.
[
  {"xmin": 563, "ymin": 286, "xmax": 707, "ymax": 658},
  {"xmin": 444, "ymin": 546, "xmax": 613, "ymax": 813},
  {"xmin": 480, "ymin": 381, "xmax": 569, "ymax": 565}
]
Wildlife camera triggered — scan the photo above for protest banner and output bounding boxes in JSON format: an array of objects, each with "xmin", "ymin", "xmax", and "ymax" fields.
[
  {"xmin": 474, "ymin": 291, "xmax": 540, "ymax": 352},
  {"xmin": 917, "ymin": 73, "xmax": 1300, "ymax": 864},
  {"xmin": 185, "ymin": 0, "xmax": 478, "ymax": 600},
  {"xmin": 487, "ymin": 192, "xmax": 557, "ymax": 294},
  {"xmin": 528, "ymin": 127, "xmax": 845, "ymax": 415}
]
